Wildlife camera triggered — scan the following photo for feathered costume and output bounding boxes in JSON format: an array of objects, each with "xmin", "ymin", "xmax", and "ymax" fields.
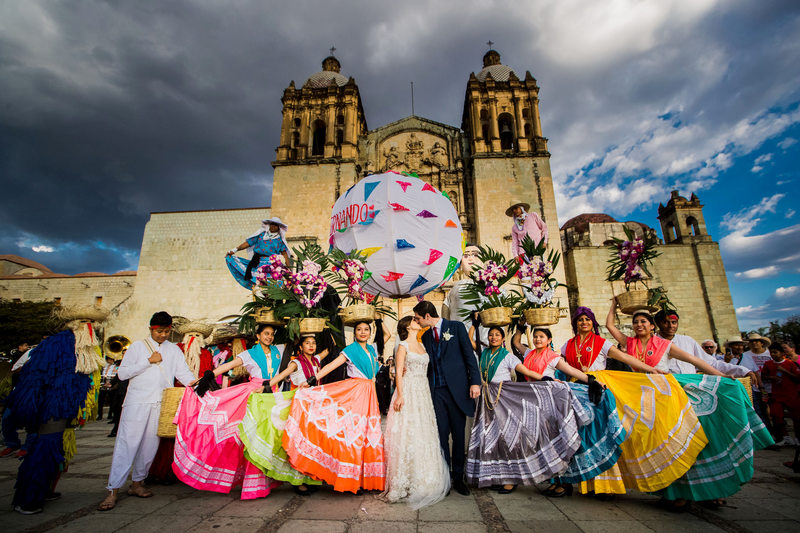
[{"xmin": 6, "ymin": 330, "xmax": 96, "ymax": 510}]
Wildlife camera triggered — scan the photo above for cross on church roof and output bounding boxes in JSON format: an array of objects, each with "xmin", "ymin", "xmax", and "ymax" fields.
[
  {"xmin": 329, "ymin": 46, "xmax": 337, "ymax": 56},
  {"xmin": 486, "ymin": 40, "xmax": 494, "ymax": 50}
]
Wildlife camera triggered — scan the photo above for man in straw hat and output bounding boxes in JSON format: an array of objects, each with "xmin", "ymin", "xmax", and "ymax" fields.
[
  {"xmin": 724, "ymin": 335, "xmax": 747, "ymax": 364},
  {"xmin": 6, "ymin": 304, "xmax": 108, "ymax": 514},
  {"xmin": 226, "ymin": 216, "xmax": 291, "ymax": 290},
  {"xmin": 99, "ymin": 311, "xmax": 195, "ymax": 511},
  {"xmin": 506, "ymin": 201, "xmax": 548, "ymax": 258}
]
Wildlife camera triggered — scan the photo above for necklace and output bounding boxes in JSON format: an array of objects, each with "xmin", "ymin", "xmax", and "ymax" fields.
[
  {"xmin": 634, "ymin": 336, "xmax": 651, "ymax": 362},
  {"xmin": 482, "ymin": 346, "xmax": 503, "ymax": 382},
  {"xmin": 573, "ymin": 333, "xmax": 593, "ymax": 371}
]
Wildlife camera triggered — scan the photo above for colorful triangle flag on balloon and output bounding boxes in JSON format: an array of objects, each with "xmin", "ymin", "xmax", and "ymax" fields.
[
  {"xmin": 442, "ymin": 256, "xmax": 459, "ymax": 281},
  {"xmin": 382, "ymin": 271, "xmax": 404, "ymax": 282},
  {"xmin": 389, "ymin": 202, "xmax": 410, "ymax": 211},
  {"xmin": 364, "ymin": 292, "xmax": 376, "ymax": 304},
  {"xmin": 423, "ymin": 249, "xmax": 443, "ymax": 265},
  {"xmin": 337, "ymin": 227, "xmax": 348, "ymax": 233},
  {"xmin": 345, "ymin": 184, "xmax": 356, "ymax": 197},
  {"xmin": 363, "ymin": 182, "xmax": 380, "ymax": 201},
  {"xmin": 409, "ymin": 275, "xmax": 428, "ymax": 292},
  {"xmin": 416, "ymin": 210, "xmax": 437, "ymax": 218},
  {"xmin": 361, "ymin": 247, "xmax": 382, "ymax": 258},
  {"xmin": 396, "ymin": 239, "xmax": 415, "ymax": 249},
  {"xmin": 362, "ymin": 271, "xmax": 373, "ymax": 282},
  {"xmin": 396, "ymin": 180, "xmax": 411, "ymax": 192},
  {"xmin": 445, "ymin": 219, "xmax": 458, "ymax": 228},
  {"xmin": 358, "ymin": 208, "xmax": 379, "ymax": 225},
  {"xmin": 422, "ymin": 183, "xmax": 436, "ymax": 193},
  {"xmin": 441, "ymin": 190, "xmax": 450, "ymax": 199}
]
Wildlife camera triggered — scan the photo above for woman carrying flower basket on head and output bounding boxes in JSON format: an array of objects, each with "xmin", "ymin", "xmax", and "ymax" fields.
[
  {"xmin": 510, "ymin": 324, "xmax": 625, "ymax": 499},
  {"xmin": 226, "ymin": 217, "xmax": 291, "ymax": 290},
  {"xmin": 563, "ymin": 307, "xmax": 709, "ymax": 499},
  {"xmin": 171, "ymin": 323, "xmax": 287, "ymax": 500},
  {"xmin": 239, "ymin": 334, "xmax": 324, "ymax": 497},
  {"xmin": 283, "ymin": 320, "xmax": 386, "ymax": 493},
  {"xmin": 466, "ymin": 326, "xmax": 592, "ymax": 495}
]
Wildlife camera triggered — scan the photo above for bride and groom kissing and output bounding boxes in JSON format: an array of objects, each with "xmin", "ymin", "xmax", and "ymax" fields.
[{"xmin": 382, "ymin": 300, "xmax": 480, "ymax": 508}]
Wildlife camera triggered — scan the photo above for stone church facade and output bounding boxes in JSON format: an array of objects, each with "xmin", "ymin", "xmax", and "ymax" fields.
[{"xmin": 2, "ymin": 51, "xmax": 740, "ymax": 345}]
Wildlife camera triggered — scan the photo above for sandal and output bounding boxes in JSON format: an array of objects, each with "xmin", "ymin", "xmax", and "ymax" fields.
[
  {"xmin": 97, "ymin": 494, "xmax": 117, "ymax": 511},
  {"xmin": 127, "ymin": 486, "xmax": 153, "ymax": 498}
]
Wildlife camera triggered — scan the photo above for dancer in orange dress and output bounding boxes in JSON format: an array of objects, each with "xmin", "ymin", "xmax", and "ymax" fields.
[{"xmin": 283, "ymin": 321, "xmax": 385, "ymax": 493}]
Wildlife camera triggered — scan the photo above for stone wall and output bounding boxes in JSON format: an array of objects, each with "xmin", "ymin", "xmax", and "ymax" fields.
[
  {"xmin": 106, "ymin": 207, "xmax": 270, "ymax": 340},
  {"xmin": 562, "ymin": 239, "xmax": 739, "ymax": 345},
  {"xmin": 0, "ymin": 274, "xmax": 135, "ymax": 312}
]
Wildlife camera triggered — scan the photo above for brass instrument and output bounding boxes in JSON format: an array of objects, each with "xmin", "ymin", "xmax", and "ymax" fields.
[{"xmin": 104, "ymin": 335, "xmax": 131, "ymax": 359}]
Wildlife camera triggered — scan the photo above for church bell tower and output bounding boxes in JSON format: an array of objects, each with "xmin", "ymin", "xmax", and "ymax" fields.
[{"xmin": 271, "ymin": 53, "xmax": 366, "ymax": 245}]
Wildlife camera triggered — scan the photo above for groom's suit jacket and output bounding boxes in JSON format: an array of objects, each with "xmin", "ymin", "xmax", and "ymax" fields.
[{"xmin": 422, "ymin": 318, "xmax": 481, "ymax": 416}]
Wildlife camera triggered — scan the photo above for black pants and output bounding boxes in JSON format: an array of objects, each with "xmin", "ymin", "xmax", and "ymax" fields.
[
  {"xmin": 97, "ymin": 388, "xmax": 108, "ymax": 419},
  {"xmin": 432, "ymin": 385, "xmax": 467, "ymax": 478}
]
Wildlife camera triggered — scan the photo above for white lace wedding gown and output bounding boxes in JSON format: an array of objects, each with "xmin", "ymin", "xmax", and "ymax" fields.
[{"xmin": 381, "ymin": 340, "xmax": 450, "ymax": 509}]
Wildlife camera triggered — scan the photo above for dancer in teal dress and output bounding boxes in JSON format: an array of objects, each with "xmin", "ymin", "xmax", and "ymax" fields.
[{"xmin": 226, "ymin": 217, "xmax": 290, "ymax": 289}]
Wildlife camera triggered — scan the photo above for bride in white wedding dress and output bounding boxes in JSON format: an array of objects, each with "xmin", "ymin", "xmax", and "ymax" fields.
[{"xmin": 381, "ymin": 316, "xmax": 450, "ymax": 509}]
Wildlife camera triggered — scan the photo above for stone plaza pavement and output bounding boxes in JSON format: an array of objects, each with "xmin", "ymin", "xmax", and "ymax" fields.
[{"xmin": 1, "ymin": 421, "xmax": 799, "ymax": 533}]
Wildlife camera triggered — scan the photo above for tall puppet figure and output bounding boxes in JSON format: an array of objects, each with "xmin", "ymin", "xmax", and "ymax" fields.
[
  {"xmin": 226, "ymin": 217, "xmax": 291, "ymax": 290},
  {"xmin": 7, "ymin": 305, "xmax": 108, "ymax": 514},
  {"xmin": 506, "ymin": 201, "xmax": 548, "ymax": 258}
]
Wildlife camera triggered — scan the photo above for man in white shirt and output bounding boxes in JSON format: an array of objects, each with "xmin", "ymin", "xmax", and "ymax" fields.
[
  {"xmin": 654, "ymin": 310, "xmax": 755, "ymax": 379},
  {"xmin": 98, "ymin": 312, "xmax": 194, "ymax": 511}
]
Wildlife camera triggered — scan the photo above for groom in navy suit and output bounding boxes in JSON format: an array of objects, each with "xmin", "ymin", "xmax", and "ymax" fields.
[{"xmin": 413, "ymin": 300, "xmax": 481, "ymax": 495}]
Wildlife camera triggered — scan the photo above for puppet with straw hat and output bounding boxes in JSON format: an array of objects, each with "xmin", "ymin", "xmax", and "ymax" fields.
[
  {"xmin": 506, "ymin": 201, "xmax": 548, "ymax": 258},
  {"xmin": 7, "ymin": 303, "xmax": 109, "ymax": 514}
]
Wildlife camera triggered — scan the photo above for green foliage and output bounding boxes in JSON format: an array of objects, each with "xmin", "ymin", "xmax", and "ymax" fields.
[
  {"xmin": 756, "ymin": 315, "xmax": 800, "ymax": 346},
  {"xmin": 516, "ymin": 235, "xmax": 563, "ymax": 312},
  {"xmin": 0, "ymin": 299, "xmax": 62, "ymax": 354},
  {"xmin": 458, "ymin": 245, "xmax": 522, "ymax": 319},
  {"xmin": 605, "ymin": 225, "xmax": 661, "ymax": 289}
]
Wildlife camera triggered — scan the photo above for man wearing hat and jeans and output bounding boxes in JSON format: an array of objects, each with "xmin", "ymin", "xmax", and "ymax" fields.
[
  {"xmin": 739, "ymin": 333, "xmax": 774, "ymax": 427},
  {"xmin": 506, "ymin": 202, "xmax": 548, "ymax": 258}
]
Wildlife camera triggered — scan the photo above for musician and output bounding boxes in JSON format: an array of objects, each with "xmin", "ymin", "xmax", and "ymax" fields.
[{"xmin": 98, "ymin": 312, "xmax": 194, "ymax": 511}]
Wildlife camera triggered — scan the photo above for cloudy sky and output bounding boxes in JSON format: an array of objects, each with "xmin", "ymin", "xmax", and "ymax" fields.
[{"xmin": 1, "ymin": 0, "xmax": 798, "ymax": 330}]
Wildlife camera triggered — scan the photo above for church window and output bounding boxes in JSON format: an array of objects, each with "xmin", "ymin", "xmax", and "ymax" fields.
[
  {"xmin": 336, "ymin": 128, "xmax": 344, "ymax": 145},
  {"xmin": 291, "ymin": 131, "xmax": 300, "ymax": 148},
  {"xmin": 312, "ymin": 119, "xmax": 326, "ymax": 156},
  {"xmin": 498, "ymin": 113, "xmax": 515, "ymax": 151},
  {"xmin": 337, "ymin": 114, "xmax": 345, "ymax": 125},
  {"xmin": 293, "ymin": 118, "xmax": 301, "ymax": 128},
  {"xmin": 482, "ymin": 124, "xmax": 489, "ymax": 140},
  {"xmin": 95, "ymin": 296, "xmax": 103, "ymax": 305},
  {"xmin": 686, "ymin": 216, "xmax": 700, "ymax": 236},
  {"xmin": 524, "ymin": 123, "xmax": 531, "ymax": 137},
  {"xmin": 54, "ymin": 297, "xmax": 62, "ymax": 305},
  {"xmin": 480, "ymin": 109, "xmax": 488, "ymax": 120},
  {"xmin": 665, "ymin": 222, "xmax": 676, "ymax": 243},
  {"xmin": 522, "ymin": 107, "xmax": 530, "ymax": 119}
]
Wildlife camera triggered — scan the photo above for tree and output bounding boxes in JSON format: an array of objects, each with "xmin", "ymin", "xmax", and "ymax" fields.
[{"xmin": 0, "ymin": 299, "xmax": 62, "ymax": 355}]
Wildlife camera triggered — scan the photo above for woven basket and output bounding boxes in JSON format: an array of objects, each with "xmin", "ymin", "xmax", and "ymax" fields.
[
  {"xmin": 736, "ymin": 376, "xmax": 753, "ymax": 405},
  {"xmin": 615, "ymin": 289, "xmax": 658, "ymax": 315},
  {"xmin": 339, "ymin": 303, "xmax": 376, "ymax": 326},
  {"xmin": 157, "ymin": 387, "xmax": 185, "ymax": 438},
  {"xmin": 479, "ymin": 307, "xmax": 513, "ymax": 327},
  {"xmin": 299, "ymin": 317, "xmax": 327, "ymax": 334},
  {"xmin": 523, "ymin": 307, "xmax": 560, "ymax": 326},
  {"xmin": 252, "ymin": 307, "xmax": 285, "ymax": 326}
]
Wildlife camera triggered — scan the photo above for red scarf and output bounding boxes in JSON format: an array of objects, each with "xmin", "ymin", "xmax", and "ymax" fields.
[
  {"xmin": 293, "ymin": 354, "xmax": 320, "ymax": 389},
  {"xmin": 564, "ymin": 333, "xmax": 607, "ymax": 371},
  {"xmin": 523, "ymin": 347, "xmax": 561, "ymax": 379},
  {"xmin": 626, "ymin": 335, "xmax": 670, "ymax": 368}
]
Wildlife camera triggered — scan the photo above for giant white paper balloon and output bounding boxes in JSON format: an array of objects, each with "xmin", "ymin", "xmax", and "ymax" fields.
[{"xmin": 330, "ymin": 171, "xmax": 464, "ymax": 298}]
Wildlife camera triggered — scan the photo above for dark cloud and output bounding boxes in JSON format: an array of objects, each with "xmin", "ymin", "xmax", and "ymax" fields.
[{"xmin": 1, "ymin": 1, "xmax": 799, "ymax": 275}]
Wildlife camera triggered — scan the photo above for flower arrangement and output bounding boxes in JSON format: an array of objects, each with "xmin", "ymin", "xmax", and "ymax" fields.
[
  {"xmin": 515, "ymin": 236, "xmax": 561, "ymax": 311},
  {"xmin": 328, "ymin": 248, "xmax": 395, "ymax": 322},
  {"xmin": 254, "ymin": 254, "xmax": 290, "ymax": 285},
  {"xmin": 458, "ymin": 246, "xmax": 521, "ymax": 320},
  {"xmin": 605, "ymin": 226, "xmax": 660, "ymax": 290}
]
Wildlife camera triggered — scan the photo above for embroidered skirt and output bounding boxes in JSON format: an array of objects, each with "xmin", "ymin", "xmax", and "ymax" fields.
[
  {"xmin": 579, "ymin": 371, "xmax": 708, "ymax": 494},
  {"xmin": 657, "ymin": 375, "xmax": 774, "ymax": 501},
  {"xmin": 173, "ymin": 380, "xmax": 277, "ymax": 499},
  {"xmin": 239, "ymin": 390, "xmax": 321, "ymax": 486},
  {"xmin": 283, "ymin": 378, "xmax": 385, "ymax": 493},
  {"xmin": 466, "ymin": 381, "xmax": 588, "ymax": 487},
  {"xmin": 559, "ymin": 382, "xmax": 627, "ymax": 484}
]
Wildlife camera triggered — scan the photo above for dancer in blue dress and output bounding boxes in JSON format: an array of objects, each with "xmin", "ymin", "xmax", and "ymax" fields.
[{"xmin": 226, "ymin": 217, "xmax": 290, "ymax": 289}]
